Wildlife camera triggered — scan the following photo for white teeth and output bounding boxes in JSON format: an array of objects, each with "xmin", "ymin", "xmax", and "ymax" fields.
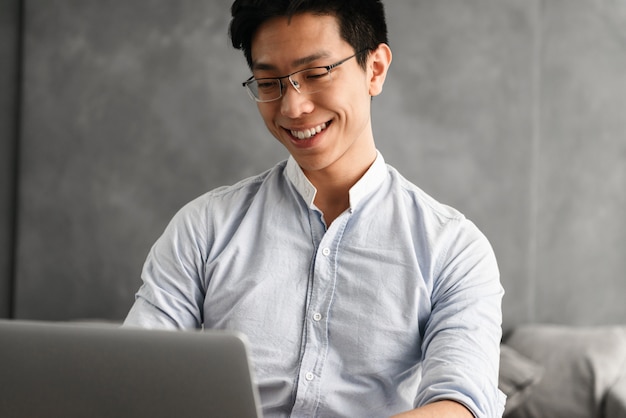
[{"xmin": 290, "ymin": 122, "xmax": 327, "ymax": 140}]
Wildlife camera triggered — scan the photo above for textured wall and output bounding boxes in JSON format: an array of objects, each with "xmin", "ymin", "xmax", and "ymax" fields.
[
  {"xmin": 13, "ymin": 0, "xmax": 626, "ymax": 328},
  {"xmin": 534, "ymin": 0, "xmax": 626, "ymax": 325},
  {"xmin": 377, "ymin": 0, "xmax": 536, "ymax": 328}
]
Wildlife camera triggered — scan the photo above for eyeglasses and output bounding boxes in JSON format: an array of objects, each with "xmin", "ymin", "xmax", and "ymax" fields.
[{"xmin": 242, "ymin": 50, "xmax": 367, "ymax": 103}]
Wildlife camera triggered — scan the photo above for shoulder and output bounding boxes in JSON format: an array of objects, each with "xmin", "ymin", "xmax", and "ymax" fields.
[
  {"xmin": 384, "ymin": 164, "xmax": 493, "ymax": 260},
  {"xmin": 186, "ymin": 160, "xmax": 286, "ymax": 208},
  {"xmin": 385, "ymin": 164, "xmax": 466, "ymax": 224},
  {"xmin": 167, "ymin": 160, "xmax": 288, "ymax": 230}
]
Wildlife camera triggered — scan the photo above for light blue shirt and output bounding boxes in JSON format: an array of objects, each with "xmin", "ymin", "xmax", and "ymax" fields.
[{"xmin": 124, "ymin": 151, "xmax": 506, "ymax": 417}]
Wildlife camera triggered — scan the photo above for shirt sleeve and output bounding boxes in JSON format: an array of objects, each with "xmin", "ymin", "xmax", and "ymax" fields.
[
  {"xmin": 123, "ymin": 199, "xmax": 209, "ymax": 330},
  {"xmin": 415, "ymin": 216, "xmax": 506, "ymax": 417}
]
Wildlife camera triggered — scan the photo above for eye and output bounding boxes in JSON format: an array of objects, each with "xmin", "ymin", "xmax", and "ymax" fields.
[
  {"xmin": 256, "ymin": 79, "xmax": 280, "ymax": 91},
  {"xmin": 304, "ymin": 69, "xmax": 329, "ymax": 80}
]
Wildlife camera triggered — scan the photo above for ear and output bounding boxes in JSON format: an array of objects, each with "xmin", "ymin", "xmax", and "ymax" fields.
[{"xmin": 367, "ymin": 43, "xmax": 392, "ymax": 97}]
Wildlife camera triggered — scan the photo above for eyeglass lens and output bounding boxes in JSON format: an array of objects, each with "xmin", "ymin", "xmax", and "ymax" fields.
[{"xmin": 248, "ymin": 67, "xmax": 333, "ymax": 102}]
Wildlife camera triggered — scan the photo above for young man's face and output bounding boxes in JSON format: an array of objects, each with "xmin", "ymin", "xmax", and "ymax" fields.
[{"xmin": 249, "ymin": 13, "xmax": 388, "ymax": 178}]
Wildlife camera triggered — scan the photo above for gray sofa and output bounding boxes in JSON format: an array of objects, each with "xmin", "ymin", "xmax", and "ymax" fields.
[{"xmin": 499, "ymin": 325, "xmax": 626, "ymax": 418}]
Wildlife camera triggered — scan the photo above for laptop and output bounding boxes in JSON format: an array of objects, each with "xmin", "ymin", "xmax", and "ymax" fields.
[{"xmin": 0, "ymin": 319, "xmax": 263, "ymax": 418}]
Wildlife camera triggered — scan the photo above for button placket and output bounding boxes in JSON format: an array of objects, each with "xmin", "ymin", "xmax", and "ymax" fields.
[{"xmin": 291, "ymin": 215, "xmax": 349, "ymax": 414}]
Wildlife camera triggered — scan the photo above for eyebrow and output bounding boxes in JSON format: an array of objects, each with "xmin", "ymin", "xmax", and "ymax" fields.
[{"xmin": 252, "ymin": 51, "xmax": 332, "ymax": 72}]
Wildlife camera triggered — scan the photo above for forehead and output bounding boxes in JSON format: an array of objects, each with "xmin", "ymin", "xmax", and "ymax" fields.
[{"xmin": 250, "ymin": 13, "xmax": 349, "ymax": 70}]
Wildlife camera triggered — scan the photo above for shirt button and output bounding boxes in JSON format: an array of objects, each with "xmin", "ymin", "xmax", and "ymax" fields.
[
  {"xmin": 313, "ymin": 313, "xmax": 322, "ymax": 321},
  {"xmin": 322, "ymin": 247, "xmax": 331, "ymax": 256},
  {"xmin": 305, "ymin": 372, "xmax": 315, "ymax": 381}
]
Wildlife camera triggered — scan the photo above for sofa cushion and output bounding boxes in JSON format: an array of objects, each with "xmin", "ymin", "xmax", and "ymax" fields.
[
  {"xmin": 499, "ymin": 344, "xmax": 544, "ymax": 416},
  {"xmin": 505, "ymin": 325, "xmax": 626, "ymax": 418},
  {"xmin": 605, "ymin": 373, "xmax": 626, "ymax": 418}
]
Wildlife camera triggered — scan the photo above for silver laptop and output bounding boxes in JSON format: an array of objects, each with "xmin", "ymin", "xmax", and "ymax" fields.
[{"xmin": 0, "ymin": 319, "xmax": 263, "ymax": 418}]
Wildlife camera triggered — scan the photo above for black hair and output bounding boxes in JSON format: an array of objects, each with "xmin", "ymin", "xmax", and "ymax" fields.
[{"xmin": 229, "ymin": 0, "xmax": 388, "ymax": 69}]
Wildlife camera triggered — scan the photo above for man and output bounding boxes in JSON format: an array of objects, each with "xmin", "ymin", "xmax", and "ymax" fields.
[{"xmin": 124, "ymin": 1, "xmax": 506, "ymax": 417}]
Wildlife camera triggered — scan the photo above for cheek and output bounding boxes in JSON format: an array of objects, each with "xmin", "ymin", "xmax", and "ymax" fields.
[
  {"xmin": 256, "ymin": 103, "xmax": 271, "ymax": 120},
  {"xmin": 319, "ymin": 82, "xmax": 367, "ymax": 115},
  {"xmin": 333, "ymin": 85, "xmax": 371, "ymax": 122},
  {"xmin": 342, "ymin": 76, "xmax": 372, "ymax": 110},
  {"xmin": 257, "ymin": 105, "xmax": 278, "ymax": 130}
]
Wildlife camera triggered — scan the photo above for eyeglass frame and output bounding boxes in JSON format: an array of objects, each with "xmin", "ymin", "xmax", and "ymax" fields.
[{"xmin": 241, "ymin": 49, "xmax": 369, "ymax": 103}]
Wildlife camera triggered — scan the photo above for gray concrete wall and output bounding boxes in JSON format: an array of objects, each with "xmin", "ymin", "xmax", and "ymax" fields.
[{"xmin": 8, "ymin": 0, "xmax": 626, "ymax": 329}]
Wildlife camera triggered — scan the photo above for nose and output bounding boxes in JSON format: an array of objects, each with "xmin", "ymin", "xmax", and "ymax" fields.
[{"xmin": 280, "ymin": 79, "xmax": 314, "ymax": 118}]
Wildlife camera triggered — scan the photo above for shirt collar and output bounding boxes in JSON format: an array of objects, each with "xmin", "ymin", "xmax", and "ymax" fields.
[{"xmin": 285, "ymin": 151, "xmax": 387, "ymax": 211}]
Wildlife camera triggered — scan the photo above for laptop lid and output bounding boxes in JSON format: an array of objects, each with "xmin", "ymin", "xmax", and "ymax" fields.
[{"xmin": 0, "ymin": 319, "xmax": 263, "ymax": 418}]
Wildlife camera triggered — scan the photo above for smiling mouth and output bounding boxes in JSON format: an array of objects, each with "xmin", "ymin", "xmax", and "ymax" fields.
[{"xmin": 289, "ymin": 122, "xmax": 329, "ymax": 140}]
